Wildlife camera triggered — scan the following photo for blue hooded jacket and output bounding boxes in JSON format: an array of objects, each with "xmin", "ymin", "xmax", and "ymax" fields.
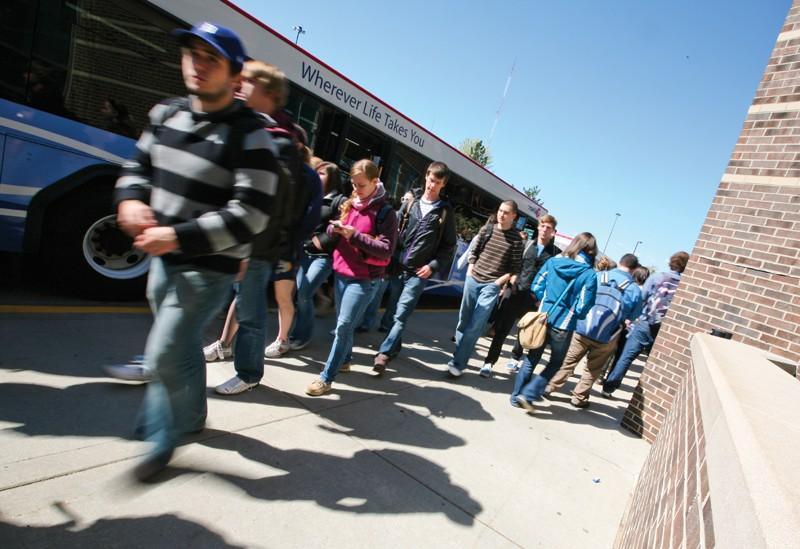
[{"xmin": 531, "ymin": 255, "xmax": 598, "ymax": 331}]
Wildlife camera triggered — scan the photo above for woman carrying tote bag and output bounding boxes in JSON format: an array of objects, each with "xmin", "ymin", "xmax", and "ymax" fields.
[{"xmin": 511, "ymin": 233, "xmax": 599, "ymax": 410}]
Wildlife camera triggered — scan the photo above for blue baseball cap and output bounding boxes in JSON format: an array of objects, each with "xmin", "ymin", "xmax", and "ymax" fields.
[{"xmin": 172, "ymin": 22, "xmax": 247, "ymax": 72}]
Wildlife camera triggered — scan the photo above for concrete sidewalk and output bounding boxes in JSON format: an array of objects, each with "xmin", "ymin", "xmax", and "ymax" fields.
[{"xmin": 0, "ymin": 308, "xmax": 649, "ymax": 548}]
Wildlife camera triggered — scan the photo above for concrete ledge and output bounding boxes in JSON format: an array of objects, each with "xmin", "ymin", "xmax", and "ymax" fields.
[
  {"xmin": 720, "ymin": 173, "xmax": 800, "ymax": 187},
  {"xmin": 692, "ymin": 333, "xmax": 800, "ymax": 549}
]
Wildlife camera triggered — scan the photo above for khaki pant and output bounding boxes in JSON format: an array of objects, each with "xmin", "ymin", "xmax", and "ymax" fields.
[{"xmin": 546, "ymin": 333, "xmax": 618, "ymax": 403}]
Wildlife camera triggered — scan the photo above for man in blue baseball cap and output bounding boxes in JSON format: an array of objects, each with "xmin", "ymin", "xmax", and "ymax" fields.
[
  {"xmin": 113, "ymin": 21, "xmax": 281, "ymax": 481},
  {"xmin": 173, "ymin": 21, "xmax": 248, "ymax": 73}
]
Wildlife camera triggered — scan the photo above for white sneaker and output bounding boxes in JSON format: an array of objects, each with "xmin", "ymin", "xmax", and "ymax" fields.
[
  {"xmin": 505, "ymin": 360, "xmax": 520, "ymax": 373},
  {"xmin": 104, "ymin": 364, "xmax": 153, "ymax": 382},
  {"xmin": 479, "ymin": 364, "xmax": 493, "ymax": 378},
  {"xmin": 204, "ymin": 340, "xmax": 232, "ymax": 362},
  {"xmin": 215, "ymin": 376, "xmax": 258, "ymax": 395},
  {"xmin": 264, "ymin": 339, "xmax": 290, "ymax": 358},
  {"xmin": 447, "ymin": 364, "xmax": 462, "ymax": 377}
]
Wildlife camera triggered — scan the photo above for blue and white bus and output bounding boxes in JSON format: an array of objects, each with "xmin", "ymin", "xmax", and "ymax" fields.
[{"xmin": 0, "ymin": 0, "xmax": 545, "ymax": 299}]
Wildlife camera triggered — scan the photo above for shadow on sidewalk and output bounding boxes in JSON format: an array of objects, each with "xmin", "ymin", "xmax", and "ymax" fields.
[
  {"xmin": 0, "ymin": 382, "xmax": 142, "ymax": 439},
  {"xmin": 0, "ymin": 511, "xmax": 243, "ymax": 548},
  {"xmin": 166, "ymin": 430, "xmax": 483, "ymax": 526}
]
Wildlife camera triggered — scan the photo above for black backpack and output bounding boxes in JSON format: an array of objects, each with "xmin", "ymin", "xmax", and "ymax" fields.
[{"xmin": 260, "ymin": 124, "xmax": 304, "ymax": 260}]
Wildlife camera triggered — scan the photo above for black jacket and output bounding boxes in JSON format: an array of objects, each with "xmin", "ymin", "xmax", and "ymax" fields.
[
  {"xmin": 305, "ymin": 191, "xmax": 347, "ymax": 256},
  {"xmin": 396, "ymin": 197, "xmax": 457, "ymax": 275},
  {"xmin": 517, "ymin": 240, "xmax": 561, "ymax": 291}
]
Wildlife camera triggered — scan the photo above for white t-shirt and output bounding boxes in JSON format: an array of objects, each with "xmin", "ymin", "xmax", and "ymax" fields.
[{"xmin": 419, "ymin": 198, "xmax": 435, "ymax": 218}]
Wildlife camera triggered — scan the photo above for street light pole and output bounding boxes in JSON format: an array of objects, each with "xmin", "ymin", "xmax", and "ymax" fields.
[
  {"xmin": 602, "ymin": 213, "xmax": 621, "ymax": 255},
  {"xmin": 633, "ymin": 240, "xmax": 643, "ymax": 254},
  {"xmin": 292, "ymin": 25, "xmax": 306, "ymax": 45}
]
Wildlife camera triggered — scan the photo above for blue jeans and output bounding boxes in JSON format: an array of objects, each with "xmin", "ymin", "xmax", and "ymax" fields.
[
  {"xmin": 357, "ymin": 276, "xmax": 395, "ymax": 332},
  {"xmin": 290, "ymin": 254, "xmax": 333, "ymax": 345},
  {"xmin": 511, "ymin": 326, "xmax": 573, "ymax": 403},
  {"xmin": 320, "ymin": 275, "xmax": 381, "ymax": 383},
  {"xmin": 450, "ymin": 275, "xmax": 501, "ymax": 371},
  {"xmin": 233, "ymin": 258, "xmax": 273, "ymax": 383},
  {"xmin": 380, "ymin": 275, "xmax": 404, "ymax": 331},
  {"xmin": 137, "ymin": 257, "xmax": 235, "ymax": 457},
  {"xmin": 603, "ymin": 320, "xmax": 654, "ymax": 394},
  {"xmin": 378, "ymin": 272, "xmax": 427, "ymax": 357}
]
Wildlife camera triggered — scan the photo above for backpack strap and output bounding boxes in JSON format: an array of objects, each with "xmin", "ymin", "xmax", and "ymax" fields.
[
  {"xmin": 618, "ymin": 278, "xmax": 632, "ymax": 291},
  {"xmin": 547, "ymin": 279, "xmax": 576, "ymax": 314},
  {"xmin": 475, "ymin": 223, "xmax": 494, "ymax": 257},
  {"xmin": 396, "ymin": 197, "xmax": 414, "ymax": 236}
]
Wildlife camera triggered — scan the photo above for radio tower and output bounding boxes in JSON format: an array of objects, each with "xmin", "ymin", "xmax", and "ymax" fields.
[{"xmin": 488, "ymin": 59, "xmax": 516, "ymax": 146}]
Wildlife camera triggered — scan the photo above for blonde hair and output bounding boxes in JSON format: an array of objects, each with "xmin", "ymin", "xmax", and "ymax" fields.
[
  {"xmin": 340, "ymin": 159, "xmax": 380, "ymax": 221},
  {"xmin": 243, "ymin": 60, "xmax": 289, "ymax": 108},
  {"xmin": 595, "ymin": 256, "xmax": 616, "ymax": 271},
  {"xmin": 538, "ymin": 214, "xmax": 557, "ymax": 228}
]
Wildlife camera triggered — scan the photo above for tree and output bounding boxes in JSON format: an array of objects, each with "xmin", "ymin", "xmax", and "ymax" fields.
[
  {"xmin": 458, "ymin": 138, "xmax": 493, "ymax": 168},
  {"xmin": 454, "ymin": 210, "xmax": 485, "ymax": 240},
  {"xmin": 522, "ymin": 185, "xmax": 543, "ymax": 205}
]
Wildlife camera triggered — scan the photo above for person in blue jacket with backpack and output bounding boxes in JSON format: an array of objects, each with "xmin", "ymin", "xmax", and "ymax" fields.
[
  {"xmin": 601, "ymin": 251, "xmax": 689, "ymax": 397},
  {"xmin": 512, "ymin": 233, "xmax": 598, "ymax": 411},
  {"xmin": 544, "ymin": 253, "xmax": 644, "ymax": 408}
]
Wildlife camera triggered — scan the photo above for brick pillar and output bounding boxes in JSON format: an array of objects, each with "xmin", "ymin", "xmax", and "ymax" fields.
[{"xmin": 623, "ymin": 1, "xmax": 800, "ymax": 441}]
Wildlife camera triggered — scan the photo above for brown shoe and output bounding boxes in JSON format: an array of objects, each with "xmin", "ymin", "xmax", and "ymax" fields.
[
  {"xmin": 570, "ymin": 398, "xmax": 589, "ymax": 409},
  {"xmin": 305, "ymin": 378, "xmax": 332, "ymax": 396},
  {"xmin": 373, "ymin": 353, "xmax": 390, "ymax": 374},
  {"xmin": 339, "ymin": 362, "xmax": 351, "ymax": 373}
]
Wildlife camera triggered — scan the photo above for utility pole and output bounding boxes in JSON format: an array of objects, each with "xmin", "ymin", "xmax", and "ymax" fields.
[
  {"xmin": 633, "ymin": 240, "xmax": 643, "ymax": 254},
  {"xmin": 603, "ymin": 213, "xmax": 621, "ymax": 255},
  {"xmin": 292, "ymin": 25, "xmax": 306, "ymax": 45}
]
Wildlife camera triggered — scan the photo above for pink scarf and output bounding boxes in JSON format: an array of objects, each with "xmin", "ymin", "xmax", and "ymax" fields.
[{"xmin": 351, "ymin": 182, "xmax": 386, "ymax": 211}]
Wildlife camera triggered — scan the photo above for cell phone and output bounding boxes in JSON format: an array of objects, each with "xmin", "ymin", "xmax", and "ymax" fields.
[{"xmin": 330, "ymin": 220, "xmax": 342, "ymax": 227}]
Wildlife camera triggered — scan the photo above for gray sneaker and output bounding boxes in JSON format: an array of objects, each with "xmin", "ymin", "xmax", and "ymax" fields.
[
  {"xmin": 104, "ymin": 364, "xmax": 153, "ymax": 382},
  {"xmin": 215, "ymin": 376, "xmax": 258, "ymax": 395},
  {"xmin": 515, "ymin": 395, "xmax": 535, "ymax": 411},
  {"xmin": 289, "ymin": 339, "xmax": 310, "ymax": 351}
]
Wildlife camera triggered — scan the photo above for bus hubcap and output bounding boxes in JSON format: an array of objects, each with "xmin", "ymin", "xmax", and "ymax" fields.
[{"xmin": 82, "ymin": 215, "xmax": 151, "ymax": 280}]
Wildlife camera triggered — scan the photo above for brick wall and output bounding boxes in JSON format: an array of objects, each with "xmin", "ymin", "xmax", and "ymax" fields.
[
  {"xmin": 614, "ymin": 365, "xmax": 713, "ymax": 548},
  {"xmin": 622, "ymin": 1, "xmax": 800, "ymax": 441}
]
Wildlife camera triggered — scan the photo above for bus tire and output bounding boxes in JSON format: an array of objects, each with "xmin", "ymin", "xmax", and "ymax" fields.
[{"xmin": 44, "ymin": 188, "xmax": 148, "ymax": 300}]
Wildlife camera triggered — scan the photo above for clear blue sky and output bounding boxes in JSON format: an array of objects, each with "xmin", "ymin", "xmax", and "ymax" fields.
[{"xmin": 236, "ymin": 0, "xmax": 790, "ymax": 270}]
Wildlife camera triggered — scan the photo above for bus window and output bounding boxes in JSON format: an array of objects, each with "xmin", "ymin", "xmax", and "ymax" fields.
[
  {"xmin": 313, "ymin": 108, "xmax": 347, "ymax": 162},
  {"xmin": 339, "ymin": 118, "xmax": 388, "ymax": 174},
  {"xmin": 384, "ymin": 143, "xmax": 429, "ymax": 200},
  {"xmin": 0, "ymin": 0, "xmax": 184, "ymax": 137},
  {"xmin": 286, "ymin": 84, "xmax": 323, "ymax": 150}
]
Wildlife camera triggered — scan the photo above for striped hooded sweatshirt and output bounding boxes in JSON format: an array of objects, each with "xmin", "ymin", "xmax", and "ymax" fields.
[{"xmin": 114, "ymin": 98, "xmax": 280, "ymax": 273}]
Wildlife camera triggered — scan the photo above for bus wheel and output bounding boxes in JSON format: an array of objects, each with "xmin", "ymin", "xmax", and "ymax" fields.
[{"xmin": 46, "ymin": 188, "xmax": 149, "ymax": 300}]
